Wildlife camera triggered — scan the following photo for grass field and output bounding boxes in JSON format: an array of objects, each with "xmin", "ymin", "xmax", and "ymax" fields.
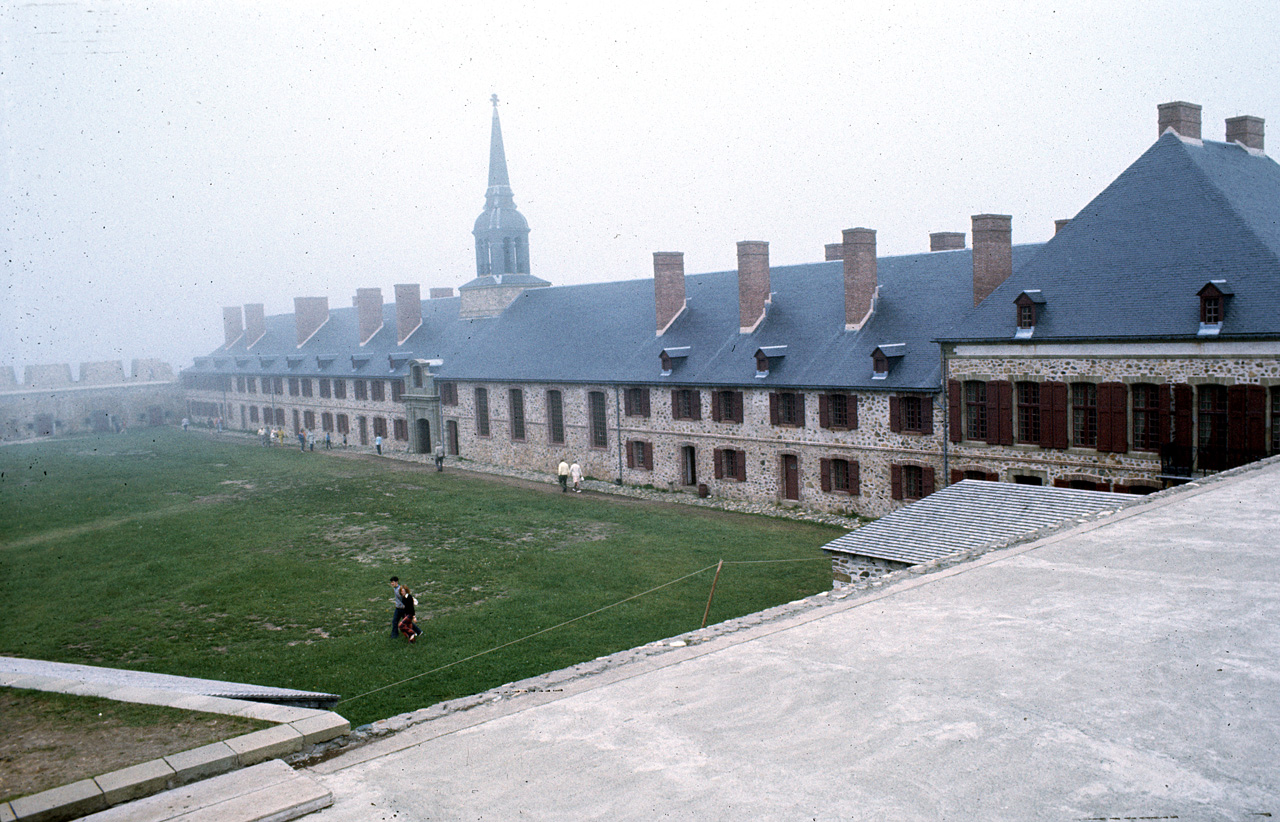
[{"xmin": 0, "ymin": 430, "xmax": 842, "ymax": 727}]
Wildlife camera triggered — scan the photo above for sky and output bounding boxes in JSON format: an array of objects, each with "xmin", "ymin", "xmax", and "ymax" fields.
[{"xmin": 4, "ymin": 0, "xmax": 1279, "ymax": 377}]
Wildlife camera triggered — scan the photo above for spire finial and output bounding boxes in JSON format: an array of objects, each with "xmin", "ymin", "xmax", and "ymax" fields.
[{"xmin": 491, "ymin": 93, "xmax": 499, "ymax": 108}]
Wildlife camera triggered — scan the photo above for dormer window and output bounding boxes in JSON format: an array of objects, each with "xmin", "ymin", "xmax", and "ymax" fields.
[
  {"xmin": 660, "ymin": 347, "xmax": 691, "ymax": 377},
  {"xmin": 1197, "ymin": 280, "xmax": 1232, "ymax": 336},
  {"xmin": 1014, "ymin": 291, "xmax": 1045, "ymax": 338},
  {"xmin": 870, "ymin": 344, "xmax": 905, "ymax": 380},
  {"xmin": 753, "ymin": 346, "xmax": 787, "ymax": 378}
]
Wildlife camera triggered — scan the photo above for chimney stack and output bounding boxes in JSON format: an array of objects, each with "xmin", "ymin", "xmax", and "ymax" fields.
[
  {"xmin": 394, "ymin": 284, "xmax": 422, "ymax": 345},
  {"xmin": 737, "ymin": 241, "xmax": 770, "ymax": 333},
  {"xmin": 1158, "ymin": 101, "xmax": 1202, "ymax": 140},
  {"xmin": 824, "ymin": 243, "xmax": 844, "ymax": 261},
  {"xmin": 293, "ymin": 297, "xmax": 329, "ymax": 346},
  {"xmin": 653, "ymin": 252, "xmax": 686, "ymax": 336},
  {"xmin": 355, "ymin": 288, "xmax": 383, "ymax": 345},
  {"xmin": 842, "ymin": 228, "xmax": 877, "ymax": 330},
  {"xmin": 222, "ymin": 306, "xmax": 244, "ymax": 348},
  {"xmin": 429, "ymin": 287, "xmax": 454, "ymax": 299},
  {"xmin": 1054, "ymin": 219, "xmax": 1072, "ymax": 234},
  {"xmin": 972, "ymin": 214, "xmax": 1013, "ymax": 306},
  {"xmin": 244, "ymin": 304, "xmax": 265, "ymax": 346},
  {"xmin": 1226, "ymin": 115, "xmax": 1264, "ymax": 150},
  {"xmin": 929, "ymin": 232, "xmax": 966, "ymax": 252}
]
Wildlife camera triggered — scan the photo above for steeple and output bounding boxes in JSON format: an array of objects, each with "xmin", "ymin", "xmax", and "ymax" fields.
[{"xmin": 473, "ymin": 94, "xmax": 531, "ymax": 280}]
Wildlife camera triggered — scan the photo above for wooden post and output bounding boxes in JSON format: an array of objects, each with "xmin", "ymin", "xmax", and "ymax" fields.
[{"xmin": 701, "ymin": 560, "xmax": 724, "ymax": 629}]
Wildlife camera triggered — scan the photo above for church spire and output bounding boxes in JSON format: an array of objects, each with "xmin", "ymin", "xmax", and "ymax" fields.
[
  {"xmin": 473, "ymin": 94, "xmax": 531, "ymax": 280},
  {"xmin": 486, "ymin": 94, "xmax": 512, "ymax": 197}
]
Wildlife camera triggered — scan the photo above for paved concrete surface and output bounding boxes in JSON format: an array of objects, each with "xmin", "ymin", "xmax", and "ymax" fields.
[{"xmin": 305, "ymin": 460, "xmax": 1280, "ymax": 821}]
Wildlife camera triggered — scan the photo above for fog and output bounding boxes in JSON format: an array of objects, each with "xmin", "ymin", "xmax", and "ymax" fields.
[{"xmin": 4, "ymin": 0, "xmax": 1278, "ymax": 375}]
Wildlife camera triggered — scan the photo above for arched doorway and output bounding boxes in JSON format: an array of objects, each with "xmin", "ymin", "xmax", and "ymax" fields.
[{"xmin": 416, "ymin": 418, "xmax": 431, "ymax": 453}]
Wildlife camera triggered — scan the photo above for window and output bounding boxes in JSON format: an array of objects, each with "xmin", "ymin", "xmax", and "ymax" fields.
[
  {"xmin": 446, "ymin": 419, "xmax": 459, "ymax": 455},
  {"xmin": 391, "ymin": 380, "xmax": 404, "ymax": 402},
  {"xmin": 354, "ymin": 380, "xmax": 368, "ymax": 401},
  {"xmin": 333, "ymin": 379, "xmax": 347, "ymax": 400},
  {"xmin": 714, "ymin": 448, "xmax": 747, "ymax": 482},
  {"xmin": 1017, "ymin": 382, "xmax": 1041, "ymax": 443},
  {"xmin": 272, "ymin": 377, "xmax": 283, "ymax": 395},
  {"xmin": 547, "ymin": 390, "xmax": 564, "ymax": 444},
  {"xmin": 1018, "ymin": 303, "xmax": 1035, "ymax": 328},
  {"xmin": 292, "ymin": 409, "xmax": 300, "ymax": 432},
  {"xmin": 321, "ymin": 412, "xmax": 333, "ymax": 432},
  {"xmin": 301, "ymin": 378, "xmax": 312, "ymax": 398},
  {"xmin": 891, "ymin": 464, "xmax": 935, "ymax": 500},
  {"xmin": 236, "ymin": 376, "xmax": 246, "ymax": 393},
  {"xmin": 371, "ymin": 380, "xmax": 385, "ymax": 402},
  {"xmin": 626, "ymin": 440, "xmax": 654, "ymax": 471},
  {"xmin": 820, "ymin": 458, "xmax": 860, "ymax": 495},
  {"xmin": 249, "ymin": 406, "xmax": 259, "ymax": 423},
  {"xmin": 1273, "ymin": 389, "xmax": 1280, "ymax": 454},
  {"xmin": 589, "ymin": 391, "xmax": 608, "ymax": 449},
  {"xmin": 440, "ymin": 382, "xmax": 458, "ymax": 405},
  {"xmin": 373, "ymin": 417, "xmax": 388, "ymax": 439},
  {"xmin": 393, "ymin": 418, "xmax": 408, "ymax": 441},
  {"xmin": 475, "ymin": 388, "xmax": 490, "ymax": 437},
  {"xmin": 246, "ymin": 377, "xmax": 256, "ymax": 394},
  {"xmin": 1132, "ymin": 384, "xmax": 1161, "ymax": 451},
  {"xmin": 509, "ymin": 388, "xmax": 525, "ymax": 440},
  {"xmin": 319, "ymin": 378, "xmax": 331, "ymax": 398},
  {"xmin": 288, "ymin": 377, "xmax": 300, "ymax": 397},
  {"xmin": 1197, "ymin": 384, "xmax": 1228, "ymax": 457},
  {"xmin": 770, "ymin": 392, "xmax": 805, "ymax": 427},
  {"xmin": 672, "ymin": 389, "xmax": 701, "ymax": 421},
  {"xmin": 1071, "ymin": 383, "xmax": 1098, "ymax": 448},
  {"xmin": 303, "ymin": 410, "xmax": 315, "ymax": 429},
  {"xmin": 712, "ymin": 390, "xmax": 744, "ymax": 424},
  {"xmin": 274, "ymin": 407, "xmax": 285, "ymax": 426},
  {"xmin": 1202, "ymin": 295, "xmax": 1221, "ymax": 324},
  {"xmin": 820, "ymin": 393, "xmax": 857, "ymax": 430},
  {"xmin": 964, "ymin": 381, "xmax": 987, "ymax": 441},
  {"xmin": 624, "ymin": 388, "xmax": 650, "ymax": 418}
]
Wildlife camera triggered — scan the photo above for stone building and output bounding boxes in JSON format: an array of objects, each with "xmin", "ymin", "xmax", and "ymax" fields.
[
  {"xmin": 183, "ymin": 100, "xmax": 1280, "ymax": 516},
  {"xmin": 0, "ymin": 359, "xmax": 179, "ymax": 440}
]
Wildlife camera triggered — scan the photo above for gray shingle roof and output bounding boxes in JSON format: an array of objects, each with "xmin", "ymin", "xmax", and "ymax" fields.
[
  {"xmin": 822, "ymin": 480, "xmax": 1134, "ymax": 565},
  {"xmin": 941, "ymin": 133, "xmax": 1280, "ymax": 343}
]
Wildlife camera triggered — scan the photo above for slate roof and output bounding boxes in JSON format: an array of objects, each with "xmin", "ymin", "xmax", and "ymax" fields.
[
  {"xmin": 940, "ymin": 133, "xmax": 1280, "ymax": 343},
  {"xmin": 822, "ymin": 480, "xmax": 1134, "ymax": 565}
]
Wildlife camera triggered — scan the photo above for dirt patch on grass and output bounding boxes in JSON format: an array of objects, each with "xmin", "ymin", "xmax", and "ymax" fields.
[{"xmin": 0, "ymin": 688, "xmax": 270, "ymax": 803}]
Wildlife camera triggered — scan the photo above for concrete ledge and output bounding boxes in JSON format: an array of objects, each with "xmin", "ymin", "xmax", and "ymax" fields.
[
  {"xmin": 1, "ymin": 802, "xmax": 16, "ymax": 822},
  {"xmin": 225, "ymin": 725, "xmax": 304, "ymax": 767},
  {"xmin": 288, "ymin": 712, "xmax": 350, "ymax": 745},
  {"xmin": 94, "ymin": 759, "xmax": 175, "ymax": 806},
  {"xmin": 229, "ymin": 702, "xmax": 321, "ymax": 724},
  {"xmin": 164, "ymin": 741, "xmax": 239, "ymax": 786},
  {"xmin": 9, "ymin": 778, "xmax": 106, "ymax": 822}
]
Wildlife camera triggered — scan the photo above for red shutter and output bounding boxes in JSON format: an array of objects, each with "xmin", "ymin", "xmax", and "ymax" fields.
[
  {"xmin": 1096, "ymin": 384, "xmax": 1114, "ymax": 453},
  {"xmin": 921, "ymin": 396, "xmax": 933, "ymax": 435},
  {"xmin": 691, "ymin": 390, "xmax": 702, "ymax": 421},
  {"xmin": 1245, "ymin": 385, "xmax": 1267, "ymax": 455},
  {"xmin": 769, "ymin": 393, "xmax": 780, "ymax": 425},
  {"xmin": 890, "ymin": 464, "xmax": 903, "ymax": 500},
  {"xmin": 986, "ymin": 472, "xmax": 999, "ymax": 482},
  {"xmin": 1096, "ymin": 482, "xmax": 1111, "ymax": 491},
  {"xmin": 850, "ymin": 395, "xmax": 859, "ymax": 430},
  {"xmin": 1173, "ymin": 384, "xmax": 1194, "ymax": 448},
  {"xmin": 948, "ymin": 380, "xmax": 962, "ymax": 443},
  {"xmin": 796, "ymin": 393, "xmax": 806, "ymax": 427},
  {"xmin": 820, "ymin": 458, "xmax": 831, "ymax": 491},
  {"xmin": 850, "ymin": 461, "xmax": 860, "ymax": 496},
  {"xmin": 626, "ymin": 442, "xmax": 636, "ymax": 469},
  {"xmin": 985, "ymin": 381, "xmax": 1001, "ymax": 445},
  {"xmin": 736, "ymin": 450, "xmax": 747, "ymax": 482},
  {"xmin": 624, "ymin": 390, "xmax": 634, "ymax": 417},
  {"xmin": 997, "ymin": 381, "xmax": 1013, "ymax": 445},
  {"xmin": 1042, "ymin": 381, "xmax": 1068, "ymax": 449},
  {"xmin": 671, "ymin": 390, "xmax": 680, "ymax": 419},
  {"xmin": 713, "ymin": 449, "xmax": 724, "ymax": 479},
  {"xmin": 1053, "ymin": 478, "xmax": 1069, "ymax": 488},
  {"xmin": 641, "ymin": 389, "xmax": 650, "ymax": 417},
  {"xmin": 819, "ymin": 394, "xmax": 830, "ymax": 429},
  {"xmin": 733, "ymin": 392, "xmax": 744, "ymax": 423},
  {"xmin": 644, "ymin": 441, "xmax": 653, "ymax": 470},
  {"xmin": 711, "ymin": 391, "xmax": 723, "ymax": 422},
  {"xmin": 889, "ymin": 396, "xmax": 902, "ymax": 432},
  {"xmin": 1096, "ymin": 382, "xmax": 1128, "ymax": 454},
  {"xmin": 1158, "ymin": 384, "xmax": 1172, "ymax": 444},
  {"xmin": 922, "ymin": 466, "xmax": 935, "ymax": 497},
  {"xmin": 951, "ymin": 469, "xmax": 964, "ymax": 485}
]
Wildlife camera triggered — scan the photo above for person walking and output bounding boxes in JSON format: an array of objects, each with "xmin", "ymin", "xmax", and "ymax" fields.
[
  {"xmin": 570, "ymin": 460, "xmax": 583, "ymax": 493},
  {"xmin": 434, "ymin": 442, "xmax": 445, "ymax": 472},
  {"xmin": 389, "ymin": 576, "xmax": 405, "ymax": 637},
  {"xmin": 298, "ymin": 431, "xmax": 306, "ymax": 451},
  {"xmin": 307, "ymin": 430, "xmax": 316, "ymax": 451},
  {"xmin": 558, "ymin": 459, "xmax": 569, "ymax": 492},
  {"xmin": 375, "ymin": 434, "xmax": 383, "ymax": 455},
  {"xmin": 397, "ymin": 584, "xmax": 422, "ymax": 643},
  {"xmin": 325, "ymin": 431, "xmax": 332, "ymax": 450}
]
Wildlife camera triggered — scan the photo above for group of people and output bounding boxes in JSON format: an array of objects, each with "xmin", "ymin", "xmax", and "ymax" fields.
[
  {"xmin": 557, "ymin": 459, "xmax": 584, "ymax": 493},
  {"xmin": 256, "ymin": 427, "xmax": 343, "ymax": 450},
  {"xmin": 389, "ymin": 576, "xmax": 423, "ymax": 643}
]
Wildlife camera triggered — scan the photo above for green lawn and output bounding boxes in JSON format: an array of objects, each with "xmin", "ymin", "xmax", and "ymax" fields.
[{"xmin": 0, "ymin": 430, "xmax": 841, "ymax": 727}]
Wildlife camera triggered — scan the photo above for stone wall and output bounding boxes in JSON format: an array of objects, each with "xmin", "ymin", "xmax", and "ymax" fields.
[{"xmin": 830, "ymin": 553, "xmax": 912, "ymax": 584}]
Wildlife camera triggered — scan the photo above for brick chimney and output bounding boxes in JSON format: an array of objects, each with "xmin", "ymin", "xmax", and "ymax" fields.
[
  {"xmin": 294, "ymin": 297, "xmax": 329, "ymax": 346},
  {"xmin": 429, "ymin": 287, "xmax": 454, "ymax": 299},
  {"xmin": 738, "ymin": 241, "xmax": 770, "ymax": 334},
  {"xmin": 843, "ymin": 228, "xmax": 876, "ymax": 330},
  {"xmin": 929, "ymin": 232, "xmax": 965, "ymax": 252},
  {"xmin": 653, "ymin": 252, "xmax": 686, "ymax": 336},
  {"xmin": 972, "ymin": 214, "xmax": 1013, "ymax": 306},
  {"xmin": 1054, "ymin": 219, "xmax": 1072, "ymax": 234},
  {"xmin": 394, "ymin": 283, "xmax": 422, "ymax": 345},
  {"xmin": 355, "ymin": 288, "xmax": 383, "ymax": 345},
  {"xmin": 824, "ymin": 243, "xmax": 844, "ymax": 261},
  {"xmin": 1226, "ymin": 115, "xmax": 1264, "ymax": 150},
  {"xmin": 1158, "ymin": 101, "xmax": 1201, "ymax": 139},
  {"xmin": 222, "ymin": 306, "xmax": 244, "ymax": 348},
  {"xmin": 244, "ymin": 304, "xmax": 265, "ymax": 347}
]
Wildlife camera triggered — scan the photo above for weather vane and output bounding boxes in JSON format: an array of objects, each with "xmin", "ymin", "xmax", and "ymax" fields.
[{"xmin": 491, "ymin": 93, "xmax": 499, "ymax": 107}]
